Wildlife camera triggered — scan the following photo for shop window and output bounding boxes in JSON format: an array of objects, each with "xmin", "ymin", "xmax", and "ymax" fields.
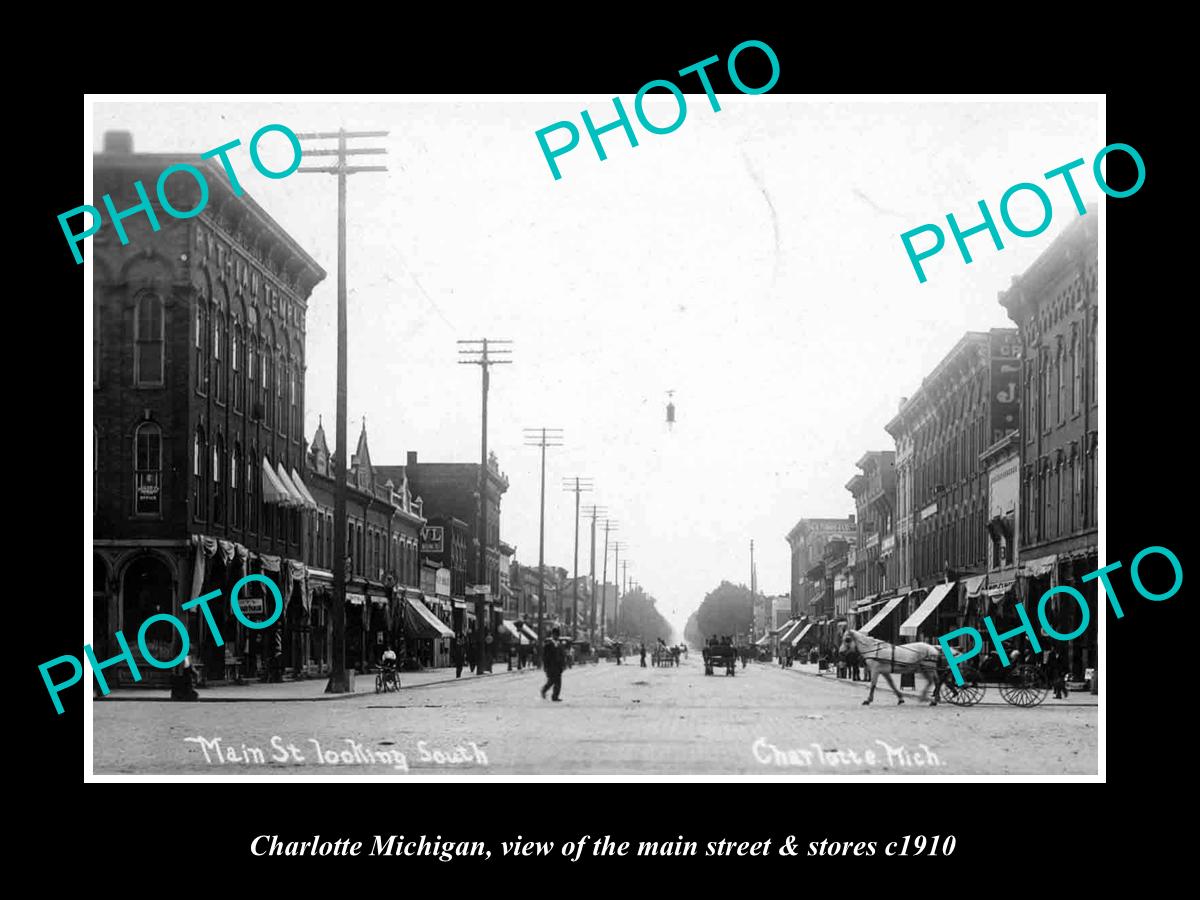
[
  {"xmin": 134, "ymin": 422, "xmax": 161, "ymax": 516},
  {"xmin": 134, "ymin": 293, "xmax": 164, "ymax": 386}
]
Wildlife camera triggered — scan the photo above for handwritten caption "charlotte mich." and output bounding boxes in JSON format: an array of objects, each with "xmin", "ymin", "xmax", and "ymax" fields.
[
  {"xmin": 250, "ymin": 834, "xmax": 956, "ymax": 860},
  {"xmin": 59, "ymin": 123, "xmax": 302, "ymax": 264},
  {"xmin": 535, "ymin": 39, "xmax": 779, "ymax": 180}
]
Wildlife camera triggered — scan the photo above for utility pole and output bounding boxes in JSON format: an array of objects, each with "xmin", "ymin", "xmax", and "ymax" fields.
[
  {"xmin": 562, "ymin": 477, "xmax": 593, "ymax": 639},
  {"xmin": 600, "ymin": 520, "xmax": 618, "ymax": 642},
  {"xmin": 582, "ymin": 504, "xmax": 606, "ymax": 644},
  {"xmin": 298, "ymin": 128, "xmax": 387, "ymax": 695},
  {"xmin": 611, "ymin": 541, "xmax": 626, "ymax": 634},
  {"xmin": 622, "ymin": 559, "xmax": 631, "ymax": 596},
  {"xmin": 524, "ymin": 428, "xmax": 563, "ymax": 643},
  {"xmin": 459, "ymin": 339, "xmax": 512, "ymax": 674}
]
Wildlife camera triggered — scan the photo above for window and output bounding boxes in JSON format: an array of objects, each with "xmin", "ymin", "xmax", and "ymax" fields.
[
  {"xmin": 232, "ymin": 319, "xmax": 243, "ymax": 412},
  {"xmin": 248, "ymin": 446, "xmax": 259, "ymax": 533},
  {"xmin": 263, "ymin": 453, "xmax": 274, "ymax": 540},
  {"xmin": 263, "ymin": 349, "xmax": 273, "ymax": 427},
  {"xmin": 195, "ymin": 301, "xmax": 209, "ymax": 394},
  {"xmin": 212, "ymin": 434, "xmax": 224, "ymax": 526},
  {"xmin": 1040, "ymin": 349, "xmax": 1050, "ymax": 433},
  {"xmin": 1056, "ymin": 342, "xmax": 1065, "ymax": 425},
  {"xmin": 193, "ymin": 428, "xmax": 206, "ymax": 521},
  {"xmin": 231, "ymin": 443, "xmax": 242, "ymax": 529},
  {"xmin": 289, "ymin": 359, "xmax": 298, "ymax": 441},
  {"xmin": 134, "ymin": 294, "xmax": 164, "ymax": 386},
  {"xmin": 1070, "ymin": 329, "xmax": 1081, "ymax": 416},
  {"xmin": 1088, "ymin": 314, "xmax": 1097, "ymax": 407},
  {"xmin": 134, "ymin": 422, "xmax": 162, "ymax": 516},
  {"xmin": 213, "ymin": 311, "xmax": 225, "ymax": 404},
  {"xmin": 247, "ymin": 315, "xmax": 258, "ymax": 417},
  {"xmin": 276, "ymin": 351, "xmax": 285, "ymax": 433}
]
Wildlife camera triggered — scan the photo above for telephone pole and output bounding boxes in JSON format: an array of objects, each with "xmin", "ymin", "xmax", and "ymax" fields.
[
  {"xmin": 459, "ymin": 339, "xmax": 512, "ymax": 673},
  {"xmin": 297, "ymin": 128, "xmax": 387, "ymax": 695},
  {"xmin": 611, "ymin": 541, "xmax": 626, "ymax": 634},
  {"xmin": 582, "ymin": 504, "xmax": 606, "ymax": 644},
  {"xmin": 562, "ymin": 477, "xmax": 593, "ymax": 639},
  {"xmin": 600, "ymin": 520, "xmax": 618, "ymax": 642},
  {"xmin": 524, "ymin": 428, "xmax": 563, "ymax": 643}
]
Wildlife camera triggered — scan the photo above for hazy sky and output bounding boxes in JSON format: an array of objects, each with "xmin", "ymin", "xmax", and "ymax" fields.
[{"xmin": 94, "ymin": 96, "xmax": 1100, "ymax": 637}]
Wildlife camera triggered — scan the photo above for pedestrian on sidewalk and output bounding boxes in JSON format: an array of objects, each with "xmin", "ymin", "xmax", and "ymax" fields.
[
  {"xmin": 1047, "ymin": 645, "xmax": 1067, "ymax": 699},
  {"xmin": 541, "ymin": 627, "xmax": 564, "ymax": 701},
  {"xmin": 639, "ymin": 643, "xmax": 647, "ymax": 667},
  {"xmin": 452, "ymin": 635, "xmax": 465, "ymax": 679}
]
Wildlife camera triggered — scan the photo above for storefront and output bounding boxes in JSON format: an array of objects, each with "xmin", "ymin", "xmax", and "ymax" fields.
[
  {"xmin": 898, "ymin": 582, "xmax": 957, "ymax": 643},
  {"xmin": 402, "ymin": 592, "xmax": 455, "ymax": 668}
]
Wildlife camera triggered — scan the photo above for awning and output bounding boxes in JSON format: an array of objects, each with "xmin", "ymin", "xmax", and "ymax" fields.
[
  {"xmin": 853, "ymin": 593, "xmax": 884, "ymax": 614},
  {"xmin": 777, "ymin": 619, "xmax": 804, "ymax": 645},
  {"xmin": 859, "ymin": 595, "xmax": 906, "ymax": 635},
  {"xmin": 1022, "ymin": 555, "xmax": 1057, "ymax": 577},
  {"xmin": 290, "ymin": 468, "xmax": 320, "ymax": 509},
  {"xmin": 405, "ymin": 596, "xmax": 454, "ymax": 639},
  {"xmin": 517, "ymin": 623, "xmax": 539, "ymax": 643},
  {"xmin": 262, "ymin": 458, "xmax": 294, "ymax": 506},
  {"xmin": 347, "ymin": 592, "xmax": 365, "ymax": 606},
  {"xmin": 791, "ymin": 623, "xmax": 815, "ymax": 646},
  {"xmin": 899, "ymin": 582, "xmax": 957, "ymax": 637},
  {"xmin": 275, "ymin": 462, "xmax": 311, "ymax": 509},
  {"xmin": 964, "ymin": 574, "xmax": 988, "ymax": 597},
  {"xmin": 499, "ymin": 619, "xmax": 521, "ymax": 640},
  {"xmin": 755, "ymin": 633, "xmax": 772, "ymax": 646}
]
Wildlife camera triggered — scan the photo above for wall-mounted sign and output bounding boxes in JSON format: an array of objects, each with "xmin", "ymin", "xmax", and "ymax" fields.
[{"xmin": 420, "ymin": 526, "xmax": 444, "ymax": 553}]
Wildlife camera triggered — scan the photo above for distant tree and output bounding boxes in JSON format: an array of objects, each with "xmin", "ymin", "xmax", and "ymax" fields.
[
  {"xmin": 684, "ymin": 611, "xmax": 703, "ymax": 648},
  {"xmin": 695, "ymin": 581, "xmax": 754, "ymax": 642},
  {"xmin": 616, "ymin": 587, "xmax": 672, "ymax": 643}
]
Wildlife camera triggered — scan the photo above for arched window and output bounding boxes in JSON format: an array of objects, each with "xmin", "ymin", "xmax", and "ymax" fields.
[
  {"xmin": 325, "ymin": 513, "xmax": 333, "ymax": 569},
  {"xmin": 280, "ymin": 356, "xmax": 289, "ymax": 437},
  {"xmin": 247, "ymin": 310, "xmax": 258, "ymax": 418},
  {"xmin": 231, "ymin": 442, "xmax": 242, "ymax": 530},
  {"xmin": 212, "ymin": 433, "xmax": 225, "ymax": 526},
  {"xmin": 276, "ymin": 349, "xmax": 286, "ymax": 434},
  {"xmin": 134, "ymin": 422, "xmax": 162, "ymax": 516},
  {"xmin": 231, "ymin": 317, "xmax": 243, "ymax": 412},
  {"xmin": 263, "ymin": 452, "xmax": 274, "ymax": 540},
  {"xmin": 213, "ymin": 309, "xmax": 225, "ymax": 404},
  {"xmin": 1040, "ymin": 349, "xmax": 1051, "ymax": 433},
  {"xmin": 195, "ymin": 300, "xmax": 209, "ymax": 395},
  {"xmin": 1071, "ymin": 328, "xmax": 1081, "ymax": 416},
  {"xmin": 263, "ymin": 346, "xmax": 274, "ymax": 427},
  {"xmin": 289, "ymin": 355, "xmax": 299, "ymax": 441},
  {"xmin": 134, "ymin": 293, "xmax": 164, "ymax": 386},
  {"xmin": 193, "ymin": 428, "xmax": 207, "ymax": 521},
  {"xmin": 1056, "ymin": 341, "xmax": 1065, "ymax": 425},
  {"xmin": 248, "ymin": 444, "xmax": 259, "ymax": 533}
]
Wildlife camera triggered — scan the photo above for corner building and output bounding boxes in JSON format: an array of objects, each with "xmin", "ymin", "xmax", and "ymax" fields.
[{"xmin": 92, "ymin": 131, "xmax": 326, "ymax": 684}]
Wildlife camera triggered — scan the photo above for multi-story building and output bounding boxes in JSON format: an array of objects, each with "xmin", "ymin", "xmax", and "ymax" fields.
[
  {"xmin": 92, "ymin": 131, "xmax": 326, "ymax": 685},
  {"xmin": 999, "ymin": 211, "xmax": 1098, "ymax": 678},
  {"xmin": 885, "ymin": 328, "xmax": 1020, "ymax": 643},
  {"xmin": 979, "ymin": 429, "xmax": 1021, "ymax": 635},
  {"xmin": 304, "ymin": 422, "xmax": 441, "ymax": 672},
  {"xmin": 845, "ymin": 451, "xmax": 897, "ymax": 608},
  {"xmin": 784, "ymin": 517, "xmax": 856, "ymax": 616}
]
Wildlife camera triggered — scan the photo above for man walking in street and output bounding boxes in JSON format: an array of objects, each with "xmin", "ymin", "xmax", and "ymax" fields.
[
  {"xmin": 640, "ymin": 643, "xmax": 647, "ymax": 667},
  {"xmin": 452, "ymin": 635, "xmax": 465, "ymax": 679},
  {"xmin": 541, "ymin": 627, "xmax": 564, "ymax": 702}
]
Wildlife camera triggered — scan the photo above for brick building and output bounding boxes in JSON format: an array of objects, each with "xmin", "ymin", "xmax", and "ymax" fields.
[
  {"xmin": 999, "ymin": 211, "xmax": 1098, "ymax": 678},
  {"xmin": 784, "ymin": 517, "xmax": 856, "ymax": 617},
  {"xmin": 845, "ymin": 450, "xmax": 897, "ymax": 610},
  {"xmin": 92, "ymin": 131, "xmax": 325, "ymax": 684},
  {"xmin": 884, "ymin": 328, "xmax": 1020, "ymax": 643}
]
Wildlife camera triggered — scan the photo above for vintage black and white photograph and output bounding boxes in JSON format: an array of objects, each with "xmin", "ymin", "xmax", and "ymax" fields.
[{"xmin": 84, "ymin": 93, "xmax": 1103, "ymax": 777}]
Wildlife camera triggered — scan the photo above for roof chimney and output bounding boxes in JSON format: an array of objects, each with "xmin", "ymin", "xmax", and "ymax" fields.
[
  {"xmin": 103, "ymin": 131, "xmax": 134, "ymax": 154},
  {"xmin": 898, "ymin": 396, "xmax": 908, "ymax": 410},
  {"xmin": 406, "ymin": 451, "xmax": 417, "ymax": 466}
]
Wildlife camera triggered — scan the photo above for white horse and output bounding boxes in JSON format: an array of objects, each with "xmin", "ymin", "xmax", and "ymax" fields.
[{"xmin": 840, "ymin": 630, "xmax": 943, "ymax": 706}]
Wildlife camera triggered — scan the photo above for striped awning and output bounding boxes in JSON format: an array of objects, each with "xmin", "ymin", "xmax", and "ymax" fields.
[
  {"xmin": 859, "ymin": 595, "xmax": 906, "ymax": 635},
  {"xmin": 290, "ymin": 468, "xmax": 320, "ymax": 509},
  {"xmin": 777, "ymin": 619, "xmax": 804, "ymax": 645},
  {"xmin": 262, "ymin": 458, "xmax": 294, "ymax": 506},
  {"xmin": 275, "ymin": 462, "xmax": 312, "ymax": 509},
  {"xmin": 899, "ymin": 582, "xmax": 957, "ymax": 637},
  {"xmin": 405, "ymin": 596, "xmax": 454, "ymax": 639},
  {"xmin": 790, "ymin": 623, "xmax": 815, "ymax": 646}
]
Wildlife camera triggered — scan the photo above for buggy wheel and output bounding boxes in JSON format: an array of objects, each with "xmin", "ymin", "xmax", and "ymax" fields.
[
  {"xmin": 375, "ymin": 673, "xmax": 384, "ymax": 693},
  {"xmin": 939, "ymin": 668, "xmax": 984, "ymax": 706},
  {"xmin": 1000, "ymin": 665, "xmax": 1049, "ymax": 707}
]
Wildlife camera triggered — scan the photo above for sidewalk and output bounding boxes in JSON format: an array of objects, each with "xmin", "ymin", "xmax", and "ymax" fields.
[
  {"xmin": 97, "ymin": 663, "xmax": 537, "ymax": 703},
  {"xmin": 775, "ymin": 661, "xmax": 1099, "ymax": 706}
]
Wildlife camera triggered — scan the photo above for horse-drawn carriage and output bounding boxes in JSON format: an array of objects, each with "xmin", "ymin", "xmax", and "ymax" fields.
[
  {"xmin": 937, "ymin": 659, "xmax": 1050, "ymax": 708},
  {"xmin": 841, "ymin": 629, "xmax": 1051, "ymax": 708},
  {"xmin": 702, "ymin": 639, "xmax": 737, "ymax": 676}
]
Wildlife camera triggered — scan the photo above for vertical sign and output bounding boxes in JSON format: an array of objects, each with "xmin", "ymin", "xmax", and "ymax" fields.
[{"xmin": 990, "ymin": 330, "xmax": 1020, "ymax": 443}]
